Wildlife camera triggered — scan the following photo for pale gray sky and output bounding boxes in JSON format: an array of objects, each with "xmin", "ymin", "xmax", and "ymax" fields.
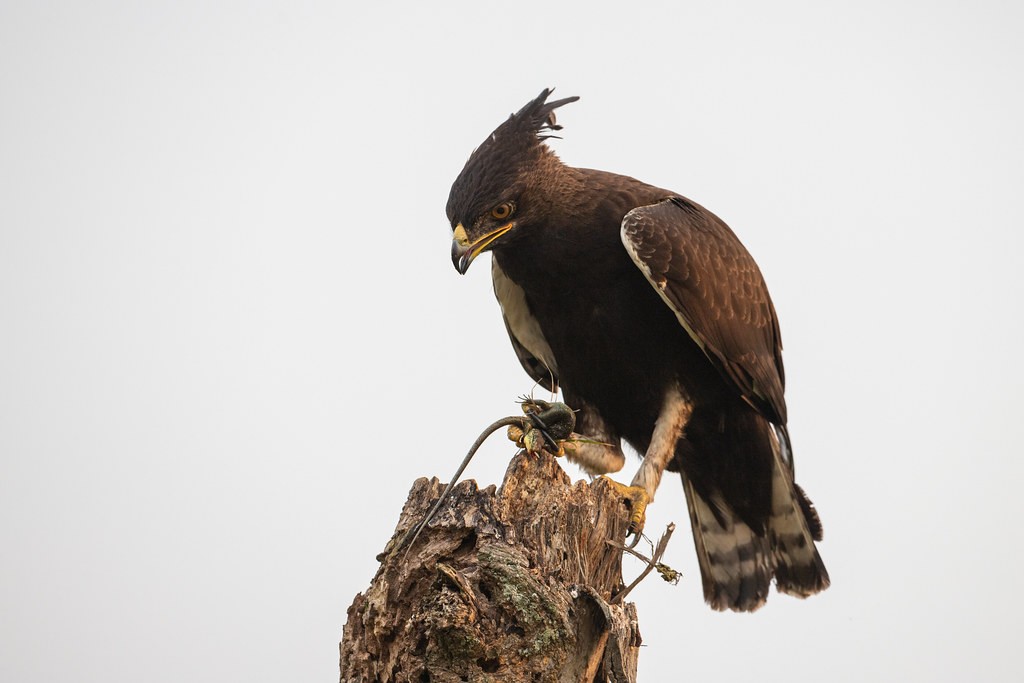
[{"xmin": 2, "ymin": 1, "xmax": 1022, "ymax": 681}]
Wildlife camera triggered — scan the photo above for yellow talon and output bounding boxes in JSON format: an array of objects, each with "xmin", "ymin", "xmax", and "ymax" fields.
[
  {"xmin": 508, "ymin": 418, "xmax": 566, "ymax": 457},
  {"xmin": 522, "ymin": 427, "xmax": 546, "ymax": 455},
  {"xmin": 599, "ymin": 476, "xmax": 651, "ymax": 542},
  {"xmin": 507, "ymin": 425, "xmax": 525, "ymax": 444}
]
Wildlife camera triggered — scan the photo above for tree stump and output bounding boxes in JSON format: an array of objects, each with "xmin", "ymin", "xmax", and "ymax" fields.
[{"xmin": 339, "ymin": 450, "xmax": 644, "ymax": 682}]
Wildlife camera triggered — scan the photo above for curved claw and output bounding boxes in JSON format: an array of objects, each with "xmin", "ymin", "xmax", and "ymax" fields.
[{"xmin": 599, "ymin": 476, "xmax": 651, "ymax": 543}]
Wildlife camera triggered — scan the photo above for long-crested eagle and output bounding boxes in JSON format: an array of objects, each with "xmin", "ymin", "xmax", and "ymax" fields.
[{"xmin": 446, "ymin": 89, "xmax": 829, "ymax": 611}]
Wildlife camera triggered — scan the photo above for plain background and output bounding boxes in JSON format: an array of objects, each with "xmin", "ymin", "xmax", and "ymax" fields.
[{"xmin": 2, "ymin": 1, "xmax": 1022, "ymax": 681}]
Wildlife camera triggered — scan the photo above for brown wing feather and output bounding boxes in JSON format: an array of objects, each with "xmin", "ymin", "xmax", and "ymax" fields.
[{"xmin": 621, "ymin": 197, "xmax": 787, "ymax": 425}]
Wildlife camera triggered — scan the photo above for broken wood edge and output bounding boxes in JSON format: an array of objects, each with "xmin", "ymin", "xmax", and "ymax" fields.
[{"xmin": 340, "ymin": 450, "xmax": 673, "ymax": 682}]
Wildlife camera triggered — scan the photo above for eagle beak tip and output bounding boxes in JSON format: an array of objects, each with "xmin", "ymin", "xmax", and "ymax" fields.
[
  {"xmin": 451, "ymin": 222, "xmax": 473, "ymax": 274},
  {"xmin": 452, "ymin": 242, "xmax": 472, "ymax": 274}
]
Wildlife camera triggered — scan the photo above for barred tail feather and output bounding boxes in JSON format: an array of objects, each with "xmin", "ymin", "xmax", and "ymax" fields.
[
  {"xmin": 768, "ymin": 432, "xmax": 830, "ymax": 598},
  {"xmin": 682, "ymin": 474, "xmax": 773, "ymax": 611},
  {"xmin": 681, "ymin": 431, "xmax": 829, "ymax": 611}
]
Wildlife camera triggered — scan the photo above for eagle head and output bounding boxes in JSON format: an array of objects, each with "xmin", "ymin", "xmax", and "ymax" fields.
[{"xmin": 446, "ymin": 88, "xmax": 579, "ymax": 274}]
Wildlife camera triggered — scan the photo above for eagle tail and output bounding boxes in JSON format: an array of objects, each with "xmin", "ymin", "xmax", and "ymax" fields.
[
  {"xmin": 681, "ymin": 431, "xmax": 829, "ymax": 611},
  {"xmin": 682, "ymin": 474, "xmax": 773, "ymax": 611},
  {"xmin": 767, "ymin": 434, "xmax": 830, "ymax": 598}
]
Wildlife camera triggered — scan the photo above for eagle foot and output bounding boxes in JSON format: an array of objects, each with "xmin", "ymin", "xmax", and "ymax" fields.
[
  {"xmin": 506, "ymin": 399, "xmax": 576, "ymax": 457},
  {"xmin": 599, "ymin": 476, "xmax": 650, "ymax": 546},
  {"xmin": 507, "ymin": 423, "xmax": 563, "ymax": 457}
]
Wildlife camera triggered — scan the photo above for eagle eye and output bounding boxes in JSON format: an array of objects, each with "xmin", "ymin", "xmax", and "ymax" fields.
[{"xmin": 491, "ymin": 202, "xmax": 514, "ymax": 220}]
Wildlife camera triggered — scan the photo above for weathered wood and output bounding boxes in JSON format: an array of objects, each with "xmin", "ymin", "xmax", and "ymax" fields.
[{"xmin": 340, "ymin": 450, "xmax": 644, "ymax": 682}]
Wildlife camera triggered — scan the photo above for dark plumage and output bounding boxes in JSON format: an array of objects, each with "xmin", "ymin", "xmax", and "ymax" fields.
[{"xmin": 447, "ymin": 89, "xmax": 828, "ymax": 611}]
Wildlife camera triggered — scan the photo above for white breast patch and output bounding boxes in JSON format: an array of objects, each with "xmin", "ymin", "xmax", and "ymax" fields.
[{"xmin": 491, "ymin": 256, "xmax": 559, "ymax": 377}]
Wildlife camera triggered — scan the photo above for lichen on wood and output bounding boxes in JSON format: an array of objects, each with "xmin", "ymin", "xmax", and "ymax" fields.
[{"xmin": 339, "ymin": 450, "xmax": 644, "ymax": 682}]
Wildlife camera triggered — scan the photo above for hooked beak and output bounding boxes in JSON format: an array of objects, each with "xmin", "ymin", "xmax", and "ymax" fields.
[{"xmin": 451, "ymin": 222, "xmax": 513, "ymax": 274}]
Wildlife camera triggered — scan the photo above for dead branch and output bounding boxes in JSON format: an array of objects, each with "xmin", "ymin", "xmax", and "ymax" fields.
[{"xmin": 339, "ymin": 450, "xmax": 652, "ymax": 682}]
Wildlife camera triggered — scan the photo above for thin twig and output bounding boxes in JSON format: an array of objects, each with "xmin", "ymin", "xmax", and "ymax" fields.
[{"xmin": 609, "ymin": 522, "xmax": 676, "ymax": 604}]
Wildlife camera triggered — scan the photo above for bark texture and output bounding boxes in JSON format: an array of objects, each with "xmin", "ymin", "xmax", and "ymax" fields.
[{"xmin": 340, "ymin": 450, "xmax": 642, "ymax": 682}]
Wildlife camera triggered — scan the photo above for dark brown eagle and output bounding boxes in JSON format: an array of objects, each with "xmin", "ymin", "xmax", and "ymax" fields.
[{"xmin": 446, "ymin": 89, "xmax": 829, "ymax": 612}]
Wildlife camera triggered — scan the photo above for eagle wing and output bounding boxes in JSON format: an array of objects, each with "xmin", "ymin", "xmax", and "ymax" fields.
[{"xmin": 621, "ymin": 197, "xmax": 787, "ymax": 427}]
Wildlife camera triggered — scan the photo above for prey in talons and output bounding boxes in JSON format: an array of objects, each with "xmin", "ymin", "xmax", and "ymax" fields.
[{"xmin": 507, "ymin": 398, "xmax": 576, "ymax": 457}]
